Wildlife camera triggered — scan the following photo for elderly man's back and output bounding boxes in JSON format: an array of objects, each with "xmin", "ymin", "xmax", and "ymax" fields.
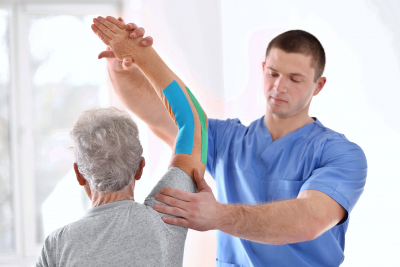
[{"xmin": 36, "ymin": 167, "xmax": 196, "ymax": 267}]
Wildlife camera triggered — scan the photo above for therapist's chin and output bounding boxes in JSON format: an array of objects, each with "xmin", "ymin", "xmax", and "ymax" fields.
[{"xmin": 268, "ymin": 103, "xmax": 291, "ymax": 117}]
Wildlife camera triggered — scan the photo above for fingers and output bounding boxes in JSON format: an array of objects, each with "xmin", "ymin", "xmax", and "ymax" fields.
[
  {"xmin": 155, "ymin": 193, "xmax": 190, "ymax": 210},
  {"xmin": 129, "ymin": 26, "xmax": 153, "ymax": 47},
  {"xmin": 194, "ymin": 169, "xmax": 210, "ymax": 192},
  {"xmin": 106, "ymin": 16, "xmax": 125, "ymax": 30},
  {"xmin": 98, "ymin": 50, "xmax": 116, "ymax": 59},
  {"xmin": 159, "ymin": 187, "xmax": 192, "ymax": 202},
  {"xmin": 96, "ymin": 16, "xmax": 121, "ymax": 34},
  {"xmin": 130, "ymin": 27, "xmax": 145, "ymax": 38},
  {"xmin": 126, "ymin": 22, "xmax": 138, "ymax": 31},
  {"xmin": 141, "ymin": 36, "xmax": 153, "ymax": 46},
  {"xmin": 162, "ymin": 216, "xmax": 189, "ymax": 227},
  {"xmin": 154, "ymin": 204, "xmax": 187, "ymax": 218},
  {"xmin": 93, "ymin": 18, "xmax": 116, "ymax": 39},
  {"xmin": 91, "ymin": 24, "xmax": 111, "ymax": 45},
  {"xmin": 118, "ymin": 17, "xmax": 125, "ymax": 23}
]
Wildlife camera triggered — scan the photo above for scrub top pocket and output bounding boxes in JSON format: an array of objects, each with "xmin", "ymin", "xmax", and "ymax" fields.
[{"xmin": 216, "ymin": 259, "xmax": 243, "ymax": 267}]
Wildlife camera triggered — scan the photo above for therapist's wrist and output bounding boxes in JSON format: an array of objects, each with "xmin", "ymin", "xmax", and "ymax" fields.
[{"xmin": 214, "ymin": 203, "xmax": 235, "ymax": 232}]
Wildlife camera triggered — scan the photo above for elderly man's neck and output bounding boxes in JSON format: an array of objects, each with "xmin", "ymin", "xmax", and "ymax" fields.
[{"xmin": 86, "ymin": 182, "xmax": 135, "ymax": 207}]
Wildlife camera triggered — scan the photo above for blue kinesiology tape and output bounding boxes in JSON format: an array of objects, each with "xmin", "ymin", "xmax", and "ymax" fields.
[{"xmin": 162, "ymin": 80, "xmax": 195, "ymax": 155}]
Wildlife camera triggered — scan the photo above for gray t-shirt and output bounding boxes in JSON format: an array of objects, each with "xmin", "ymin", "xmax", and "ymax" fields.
[{"xmin": 35, "ymin": 167, "xmax": 196, "ymax": 267}]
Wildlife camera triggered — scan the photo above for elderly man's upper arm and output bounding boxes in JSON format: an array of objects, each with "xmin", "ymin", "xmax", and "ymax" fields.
[
  {"xmin": 144, "ymin": 167, "xmax": 197, "ymax": 218},
  {"xmin": 35, "ymin": 233, "xmax": 56, "ymax": 267}
]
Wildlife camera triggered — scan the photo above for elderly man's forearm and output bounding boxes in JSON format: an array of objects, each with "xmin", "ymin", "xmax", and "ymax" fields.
[{"xmin": 107, "ymin": 67, "xmax": 178, "ymax": 147}]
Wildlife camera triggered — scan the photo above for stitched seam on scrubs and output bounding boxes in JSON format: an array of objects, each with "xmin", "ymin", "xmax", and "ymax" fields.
[
  {"xmin": 303, "ymin": 180, "xmax": 351, "ymax": 210},
  {"xmin": 162, "ymin": 81, "xmax": 195, "ymax": 155},
  {"xmin": 185, "ymin": 86, "xmax": 208, "ymax": 165}
]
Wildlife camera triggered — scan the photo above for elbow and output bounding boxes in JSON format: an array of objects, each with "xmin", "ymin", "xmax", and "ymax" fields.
[
  {"xmin": 303, "ymin": 228, "xmax": 319, "ymax": 242},
  {"xmin": 292, "ymin": 228, "xmax": 317, "ymax": 243},
  {"xmin": 301, "ymin": 220, "xmax": 328, "ymax": 242}
]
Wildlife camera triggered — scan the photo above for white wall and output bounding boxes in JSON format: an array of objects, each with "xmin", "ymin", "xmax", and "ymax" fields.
[
  {"xmin": 220, "ymin": 1, "xmax": 400, "ymax": 266},
  {"xmin": 131, "ymin": 0, "xmax": 400, "ymax": 266}
]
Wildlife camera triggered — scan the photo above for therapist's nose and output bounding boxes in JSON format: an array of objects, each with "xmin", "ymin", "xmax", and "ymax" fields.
[{"xmin": 274, "ymin": 77, "xmax": 288, "ymax": 94}]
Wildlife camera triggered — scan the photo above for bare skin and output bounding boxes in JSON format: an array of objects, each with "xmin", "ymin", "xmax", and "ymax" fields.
[
  {"xmin": 262, "ymin": 49, "xmax": 324, "ymax": 141},
  {"xmin": 102, "ymin": 20, "xmax": 346, "ymax": 244},
  {"xmin": 98, "ymin": 18, "xmax": 178, "ymax": 146},
  {"xmin": 91, "ymin": 16, "xmax": 207, "ymax": 179}
]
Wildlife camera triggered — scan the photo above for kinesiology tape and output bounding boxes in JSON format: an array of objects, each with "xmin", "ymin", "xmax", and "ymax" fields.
[
  {"xmin": 186, "ymin": 87, "xmax": 208, "ymax": 165},
  {"xmin": 161, "ymin": 80, "xmax": 208, "ymax": 165}
]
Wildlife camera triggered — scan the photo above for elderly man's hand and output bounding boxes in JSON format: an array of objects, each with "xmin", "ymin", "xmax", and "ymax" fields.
[
  {"xmin": 91, "ymin": 16, "xmax": 148, "ymax": 64},
  {"xmin": 96, "ymin": 17, "xmax": 153, "ymax": 71},
  {"xmin": 154, "ymin": 169, "xmax": 222, "ymax": 231}
]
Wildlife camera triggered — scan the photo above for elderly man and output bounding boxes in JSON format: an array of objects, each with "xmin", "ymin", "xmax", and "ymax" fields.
[{"xmin": 35, "ymin": 16, "xmax": 208, "ymax": 267}]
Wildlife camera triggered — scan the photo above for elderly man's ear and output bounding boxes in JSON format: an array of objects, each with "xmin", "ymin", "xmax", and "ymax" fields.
[
  {"xmin": 134, "ymin": 157, "xmax": 146, "ymax": 181},
  {"xmin": 73, "ymin": 163, "xmax": 86, "ymax": 186},
  {"xmin": 73, "ymin": 157, "xmax": 145, "ymax": 186}
]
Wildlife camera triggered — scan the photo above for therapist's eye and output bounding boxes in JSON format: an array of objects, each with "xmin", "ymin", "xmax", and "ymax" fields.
[
  {"xmin": 291, "ymin": 78, "xmax": 300, "ymax": 83},
  {"xmin": 269, "ymin": 73, "xmax": 278, "ymax": 77}
]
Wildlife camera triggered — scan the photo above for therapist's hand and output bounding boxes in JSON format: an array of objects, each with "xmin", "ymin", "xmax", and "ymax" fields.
[{"xmin": 154, "ymin": 169, "xmax": 222, "ymax": 231}]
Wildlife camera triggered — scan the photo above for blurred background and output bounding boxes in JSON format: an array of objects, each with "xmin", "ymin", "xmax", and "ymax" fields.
[{"xmin": 0, "ymin": 0, "xmax": 399, "ymax": 266}]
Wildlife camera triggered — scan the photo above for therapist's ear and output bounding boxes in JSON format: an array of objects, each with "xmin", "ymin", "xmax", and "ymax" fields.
[{"xmin": 74, "ymin": 163, "xmax": 86, "ymax": 186}]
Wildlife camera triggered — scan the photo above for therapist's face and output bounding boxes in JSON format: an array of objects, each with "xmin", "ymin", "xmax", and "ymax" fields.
[{"xmin": 262, "ymin": 48, "xmax": 326, "ymax": 118}]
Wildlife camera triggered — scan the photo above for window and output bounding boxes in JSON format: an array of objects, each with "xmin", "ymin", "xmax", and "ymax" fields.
[
  {"xmin": 0, "ymin": 8, "xmax": 13, "ymax": 254},
  {"xmin": 0, "ymin": 1, "xmax": 121, "ymax": 263}
]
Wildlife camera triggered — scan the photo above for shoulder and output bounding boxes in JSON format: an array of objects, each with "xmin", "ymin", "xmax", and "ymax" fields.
[
  {"xmin": 313, "ymin": 122, "xmax": 367, "ymax": 168},
  {"xmin": 208, "ymin": 117, "xmax": 263, "ymax": 136},
  {"xmin": 208, "ymin": 117, "xmax": 244, "ymax": 131},
  {"xmin": 41, "ymin": 224, "xmax": 69, "ymax": 256}
]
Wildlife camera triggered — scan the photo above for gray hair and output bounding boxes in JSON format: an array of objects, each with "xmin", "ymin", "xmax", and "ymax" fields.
[{"xmin": 71, "ymin": 107, "xmax": 143, "ymax": 193}]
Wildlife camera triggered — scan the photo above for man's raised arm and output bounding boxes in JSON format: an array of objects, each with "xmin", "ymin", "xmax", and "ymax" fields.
[
  {"xmin": 101, "ymin": 20, "xmax": 178, "ymax": 148},
  {"xmin": 91, "ymin": 16, "xmax": 208, "ymax": 179}
]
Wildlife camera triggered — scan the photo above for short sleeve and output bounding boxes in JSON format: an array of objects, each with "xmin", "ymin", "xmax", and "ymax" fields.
[
  {"xmin": 35, "ymin": 232, "xmax": 57, "ymax": 267},
  {"xmin": 35, "ymin": 247, "xmax": 50, "ymax": 267},
  {"xmin": 300, "ymin": 136, "xmax": 367, "ymax": 224},
  {"xmin": 144, "ymin": 167, "xmax": 197, "ymax": 217},
  {"xmin": 206, "ymin": 118, "xmax": 239, "ymax": 177}
]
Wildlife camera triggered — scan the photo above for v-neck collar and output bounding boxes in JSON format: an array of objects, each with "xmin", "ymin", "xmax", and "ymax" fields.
[{"xmin": 260, "ymin": 115, "xmax": 319, "ymax": 146}]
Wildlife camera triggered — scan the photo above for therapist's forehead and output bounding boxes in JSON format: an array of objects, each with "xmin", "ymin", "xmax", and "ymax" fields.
[{"xmin": 266, "ymin": 48, "xmax": 314, "ymax": 78}]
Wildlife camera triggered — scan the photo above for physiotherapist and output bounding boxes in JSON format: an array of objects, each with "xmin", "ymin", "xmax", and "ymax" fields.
[{"xmin": 103, "ymin": 20, "xmax": 367, "ymax": 267}]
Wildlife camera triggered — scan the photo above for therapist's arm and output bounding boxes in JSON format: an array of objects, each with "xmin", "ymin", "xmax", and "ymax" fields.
[
  {"xmin": 154, "ymin": 175, "xmax": 346, "ymax": 245},
  {"xmin": 101, "ymin": 20, "xmax": 178, "ymax": 148}
]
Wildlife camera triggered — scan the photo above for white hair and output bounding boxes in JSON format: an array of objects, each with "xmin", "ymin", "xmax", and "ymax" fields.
[{"xmin": 71, "ymin": 107, "xmax": 143, "ymax": 193}]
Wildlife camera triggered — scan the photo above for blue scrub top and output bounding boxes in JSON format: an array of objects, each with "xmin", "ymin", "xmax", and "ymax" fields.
[{"xmin": 206, "ymin": 116, "xmax": 367, "ymax": 267}]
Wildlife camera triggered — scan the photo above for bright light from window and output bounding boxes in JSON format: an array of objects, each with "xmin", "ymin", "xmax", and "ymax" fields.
[
  {"xmin": 0, "ymin": 8, "xmax": 13, "ymax": 253},
  {"xmin": 30, "ymin": 15, "xmax": 109, "ymax": 86},
  {"xmin": 28, "ymin": 13, "xmax": 111, "ymax": 242}
]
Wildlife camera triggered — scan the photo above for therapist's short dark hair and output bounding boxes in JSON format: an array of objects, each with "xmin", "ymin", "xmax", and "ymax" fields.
[{"xmin": 265, "ymin": 30, "xmax": 326, "ymax": 83}]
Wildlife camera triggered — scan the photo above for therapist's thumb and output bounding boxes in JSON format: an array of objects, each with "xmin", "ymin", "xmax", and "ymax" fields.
[
  {"xmin": 122, "ymin": 57, "xmax": 134, "ymax": 70},
  {"xmin": 194, "ymin": 169, "xmax": 210, "ymax": 192}
]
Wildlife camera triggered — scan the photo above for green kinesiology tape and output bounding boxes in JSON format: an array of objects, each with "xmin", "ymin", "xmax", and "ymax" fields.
[
  {"xmin": 162, "ymin": 81, "xmax": 195, "ymax": 155},
  {"xmin": 186, "ymin": 87, "xmax": 208, "ymax": 165}
]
